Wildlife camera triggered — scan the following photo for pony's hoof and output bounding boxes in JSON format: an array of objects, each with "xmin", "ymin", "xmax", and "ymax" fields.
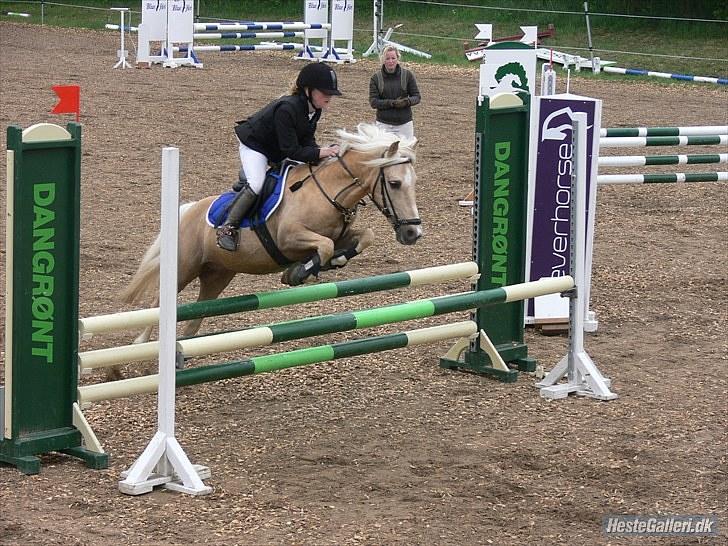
[
  {"xmin": 281, "ymin": 264, "xmax": 312, "ymax": 286},
  {"xmin": 104, "ymin": 366, "xmax": 124, "ymax": 382},
  {"xmin": 280, "ymin": 269, "xmax": 295, "ymax": 286}
]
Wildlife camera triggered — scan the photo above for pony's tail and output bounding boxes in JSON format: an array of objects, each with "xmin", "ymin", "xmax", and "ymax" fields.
[
  {"xmin": 120, "ymin": 234, "xmax": 162, "ymax": 304},
  {"xmin": 119, "ymin": 201, "xmax": 196, "ymax": 305}
]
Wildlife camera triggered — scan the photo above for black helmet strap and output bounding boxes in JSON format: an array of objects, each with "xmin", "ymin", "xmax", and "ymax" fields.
[{"xmin": 304, "ymin": 87, "xmax": 320, "ymax": 113}]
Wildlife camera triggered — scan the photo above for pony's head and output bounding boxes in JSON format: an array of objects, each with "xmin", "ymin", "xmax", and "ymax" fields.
[{"xmin": 336, "ymin": 124, "xmax": 421, "ymax": 245}]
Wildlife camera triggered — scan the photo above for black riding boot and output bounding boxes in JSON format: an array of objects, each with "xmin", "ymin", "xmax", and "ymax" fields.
[{"xmin": 216, "ymin": 184, "xmax": 258, "ymax": 251}]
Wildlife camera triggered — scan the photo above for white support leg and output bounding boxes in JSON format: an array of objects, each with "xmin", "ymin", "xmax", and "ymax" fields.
[
  {"xmin": 537, "ymin": 113, "xmax": 617, "ymax": 401},
  {"xmin": 111, "ymin": 8, "xmax": 132, "ymax": 69},
  {"xmin": 119, "ymin": 147, "xmax": 212, "ymax": 496},
  {"xmin": 363, "ymin": 0, "xmax": 384, "ymax": 57},
  {"xmin": 383, "ymin": 36, "xmax": 432, "ymax": 59},
  {"xmin": 119, "ymin": 431, "xmax": 211, "ymax": 495},
  {"xmin": 537, "ymin": 352, "xmax": 615, "ymax": 400},
  {"xmin": 72, "ymin": 402, "xmax": 104, "ymax": 454}
]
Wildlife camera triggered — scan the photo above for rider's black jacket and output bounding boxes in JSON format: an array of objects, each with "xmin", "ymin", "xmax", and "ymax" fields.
[{"xmin": 234, "ymin": 92, "xmax": 322, "ymax": 164}]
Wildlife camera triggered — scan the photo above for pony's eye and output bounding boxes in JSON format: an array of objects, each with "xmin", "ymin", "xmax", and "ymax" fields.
[{"xmin": 388, "ymin": 179, "xmax": 402, "ymax": 189}]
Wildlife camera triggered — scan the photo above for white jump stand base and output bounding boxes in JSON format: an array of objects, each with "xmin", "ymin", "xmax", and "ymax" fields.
[
  {"xmin": 119, "ymin": 431, "xmax": 212, "ymax": 496},
  {"xmin": 114, "ymin": 50, "xmax": 132, "ymax": 69},
  {"xmin": 363, "ymin": 27, "xmax": 431, "ymax": 59},
  {"xmin": 111, "ymin": 7, "xmax": 132, "ymax": 69},
  {"xmin": 163, "ymin": 53, "xmax": 203, "ymax": 69},
  {"xmin": 536, "ymin": 351, "xmax": 618, "ymax": 401},
  {"xmin": 536, "ymin": 114, "xmax": 617, "ymax": 403}
]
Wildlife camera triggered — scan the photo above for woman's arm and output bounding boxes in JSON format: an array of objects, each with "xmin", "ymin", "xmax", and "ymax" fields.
[
  {"xmin": 406, "ymin": 71, "xmax": 421, "ymax": 107},
  {"xmin": 369, "ymin": 73, "xmax": 394, "ymax": 110}
]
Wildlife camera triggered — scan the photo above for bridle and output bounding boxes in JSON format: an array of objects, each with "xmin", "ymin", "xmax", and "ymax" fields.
[{"xmin": 292, "ymin": 150, "xmax": 421, "ymax": 233}]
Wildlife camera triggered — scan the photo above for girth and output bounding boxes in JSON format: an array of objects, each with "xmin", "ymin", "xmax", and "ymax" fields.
[{"xmin": 252, "ymin": 221, "xmax": 292, "ymax": 267}]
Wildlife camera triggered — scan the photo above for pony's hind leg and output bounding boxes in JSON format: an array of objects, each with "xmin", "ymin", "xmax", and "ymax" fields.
[
  {"xmin": 103, "ymin": 294, "xmax": 159, "ymax": 382},
  {"xmin": 133, "ymin": 324, "xmax": 156, "ymax": 345},
  {"xmin": 133, "ymin": 299, "xmax": 158, "ymax": 345},
  {"xmin": 181, "ymin": 267, "xmax": 236, "ymax": 337}
]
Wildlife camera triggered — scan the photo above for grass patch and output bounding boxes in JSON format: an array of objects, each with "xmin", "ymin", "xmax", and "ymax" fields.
[{"xmin": 1, "ymin": 0, "xmax": 726, "ymax": 78}]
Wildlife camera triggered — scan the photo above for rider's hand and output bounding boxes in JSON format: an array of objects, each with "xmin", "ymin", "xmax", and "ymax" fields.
[{"xmin": 319, "ymin": 144, "xmax": 339, "ymax": 158}]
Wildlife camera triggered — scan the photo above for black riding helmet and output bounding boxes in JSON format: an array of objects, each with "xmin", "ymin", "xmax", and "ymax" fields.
[{"xmin": 296, "ymin": 62, "xmax": 342, "ymax": 96}]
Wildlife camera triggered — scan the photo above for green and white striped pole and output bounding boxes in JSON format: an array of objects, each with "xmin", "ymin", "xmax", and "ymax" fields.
[
  {"xmin": 598, "ymin": 153, "xmax": 727, "ymax": 168},
  {"xmin": 78, "ymin": 276, "xmax": 574, "ymax": 370},
  {"xmin": 599, "ymin": 125, "xmax": 727, "ymax": 138},
  {"xmin": 79, "ymin": 321, "xmax": 480, "ymax": 403},
  {"xmin": 79, "ymin": 261, "xmax": 478, "ymax": 336},
  {"xmin": 599, "ymin": 134, "xmax": 728, "ymax": 148},
  {"xmin": 598, "ymin": 172, "xmax": 727, "ymax": 184}
]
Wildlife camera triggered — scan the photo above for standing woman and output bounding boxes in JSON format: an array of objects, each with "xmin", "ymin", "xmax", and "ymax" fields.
[
  {"xmin": 217, "ymin": 62, "xmax": 342, "ymax": 252},
  {"xmin": 369, "ymin": 45, "xmax": 421, "ymax": 140}
]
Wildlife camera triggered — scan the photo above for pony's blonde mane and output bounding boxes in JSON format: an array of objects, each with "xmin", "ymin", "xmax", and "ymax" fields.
[{"xmin": 336, "ymin": 123, "xmax": 417, "ymax": 166}]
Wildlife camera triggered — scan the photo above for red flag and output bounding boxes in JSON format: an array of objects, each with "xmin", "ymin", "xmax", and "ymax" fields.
[{"xmin": 51, "ymin": 85, "xmax": 80, "ymax": 122}]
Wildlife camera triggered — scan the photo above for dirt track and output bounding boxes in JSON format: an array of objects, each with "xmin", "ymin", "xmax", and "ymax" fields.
[{"xmin": 0, "ymin": 22, "xmax": 726, "ymax": 545}]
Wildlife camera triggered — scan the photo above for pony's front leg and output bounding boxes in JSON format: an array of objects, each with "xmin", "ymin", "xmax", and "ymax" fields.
[
  {"xmin": 323, "ymin": 227, "xmax": 375, "ymax": 271},
  {"xmin": 279, "ymin": 229, "xmax": 336, "ymax": 286}
]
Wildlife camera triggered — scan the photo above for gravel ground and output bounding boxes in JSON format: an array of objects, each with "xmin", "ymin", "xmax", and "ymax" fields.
[{"xmin": 0, "ymin": 22, "xmax": 726, "ymax": 546}]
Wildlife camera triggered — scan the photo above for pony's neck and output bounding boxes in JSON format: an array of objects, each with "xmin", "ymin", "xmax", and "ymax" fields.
[{"xmin": 325, "ymin": 149, "xmax": 380, "ymax": 206}]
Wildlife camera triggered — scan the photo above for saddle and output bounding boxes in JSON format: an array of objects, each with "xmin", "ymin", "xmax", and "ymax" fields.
[{"xmin": 206, "ymin": 161, "xmax": 298, "ymax": 228}]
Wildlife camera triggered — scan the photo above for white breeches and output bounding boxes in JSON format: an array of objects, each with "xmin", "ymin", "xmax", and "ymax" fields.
[
  {"xmin": 375, "ymin": 120, "xmax": 414, "ymax": 141},
  {"xmin": 238, "ymin": 143, "xmax": 268, "ymax": 194}
]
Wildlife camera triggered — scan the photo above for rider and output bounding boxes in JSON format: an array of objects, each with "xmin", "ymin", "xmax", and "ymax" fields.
[{"xmin": 216, "ymin": 62, "xmax": 343, "ymax": 251}]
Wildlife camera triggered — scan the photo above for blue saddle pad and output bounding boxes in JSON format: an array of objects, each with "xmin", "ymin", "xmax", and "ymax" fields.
[{"xmin": 206, "ymin": 168, "xmax": 289, "ymax": 228}]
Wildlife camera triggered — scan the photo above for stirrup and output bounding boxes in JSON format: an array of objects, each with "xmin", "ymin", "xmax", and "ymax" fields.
[{"xmin": 216, "ymin": 225, "xmax": 239, "ymax": 251}]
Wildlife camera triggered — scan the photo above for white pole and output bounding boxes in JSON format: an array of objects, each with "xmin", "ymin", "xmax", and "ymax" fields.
[
  {"xmin": 537, "ymin": 114, "xmax": 618, "ymax": 401},
  {"xmin": 164, "ymin": 3, "xmax": 175, "ymax": 68},
  {"xmin": 112, "ymin": 8, "xmax": 132, "ymax": 69},
  {"xmin": 157, "ymin": 148, "xmax": 179, "ymax": 438},
  {"xmin": 118, "ymin": 148, "xmax": 212, "ymax": 495},
  {"xmin": 364, "ymin": 0, "xmax": 383, "ymax": 57}
]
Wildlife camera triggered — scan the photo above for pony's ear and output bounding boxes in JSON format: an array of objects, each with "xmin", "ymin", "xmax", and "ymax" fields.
[{"xmin": 385, "ymin": 141, "xmax": 400, "ymax": 157}]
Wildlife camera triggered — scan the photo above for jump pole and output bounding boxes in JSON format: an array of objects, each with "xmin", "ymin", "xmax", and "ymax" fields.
[
  {"xmin": 599, "ymin": 135, "xmax": 728, "ymax": 148},
  {"xmin": 78, "ymin": 261, "xmax": 479, "ymax": 337},
  {"xmin": 80, "ymin": 321, "xmax": 480, "ymax": 404},
  {"xmin": 600, "ymin": 126, "xmax": 728, "ymax": 138},
  {"xmin": 118, "ymin": 147, "xmax": 211, "ymax": 496},
  {"xmin": 78, "ymin": 275, "xmax": 575, "ymax": 403}
]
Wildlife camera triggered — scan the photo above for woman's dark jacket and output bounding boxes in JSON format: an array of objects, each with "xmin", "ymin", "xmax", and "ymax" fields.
[{"xmin": 368, "ymin": 64, "xmax": 421, "ymax": 126}]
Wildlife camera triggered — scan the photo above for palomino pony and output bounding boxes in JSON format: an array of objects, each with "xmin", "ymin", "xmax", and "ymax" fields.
[{"xmin": 121, "ymin": 123, "xmax": 421, "ymax": 347}]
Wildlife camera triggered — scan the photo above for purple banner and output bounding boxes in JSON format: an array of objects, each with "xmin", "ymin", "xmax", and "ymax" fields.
[{"xmin": 527, "ymin": 96, "xmax": 598, "ymax": 320}]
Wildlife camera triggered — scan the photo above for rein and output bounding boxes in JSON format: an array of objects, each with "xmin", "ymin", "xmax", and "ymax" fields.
[
  {"xmin": 290, "ymin": 149, "xmax": 421, "ymax": 233},
  {"xmin": 369, "ymin": 158, "xmax": 422, "ymax": 230},
  {"xmin": 309, "ymin": 159, "xmax": 362, "ymax": 224}
]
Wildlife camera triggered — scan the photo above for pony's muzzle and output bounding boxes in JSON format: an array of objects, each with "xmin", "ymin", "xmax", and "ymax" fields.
[{"xmin": 396, "ymin": 223, "xmax": 422, "ymax": 245}]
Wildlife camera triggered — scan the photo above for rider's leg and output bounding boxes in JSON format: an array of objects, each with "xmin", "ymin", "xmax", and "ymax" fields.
[
  {"xmin": 216, "ymin": 144, "xmax": 267, "ymax": 251},
  {"xmin": 216, "ymin": 182, "xmax": 257, "ymax": 251}
]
